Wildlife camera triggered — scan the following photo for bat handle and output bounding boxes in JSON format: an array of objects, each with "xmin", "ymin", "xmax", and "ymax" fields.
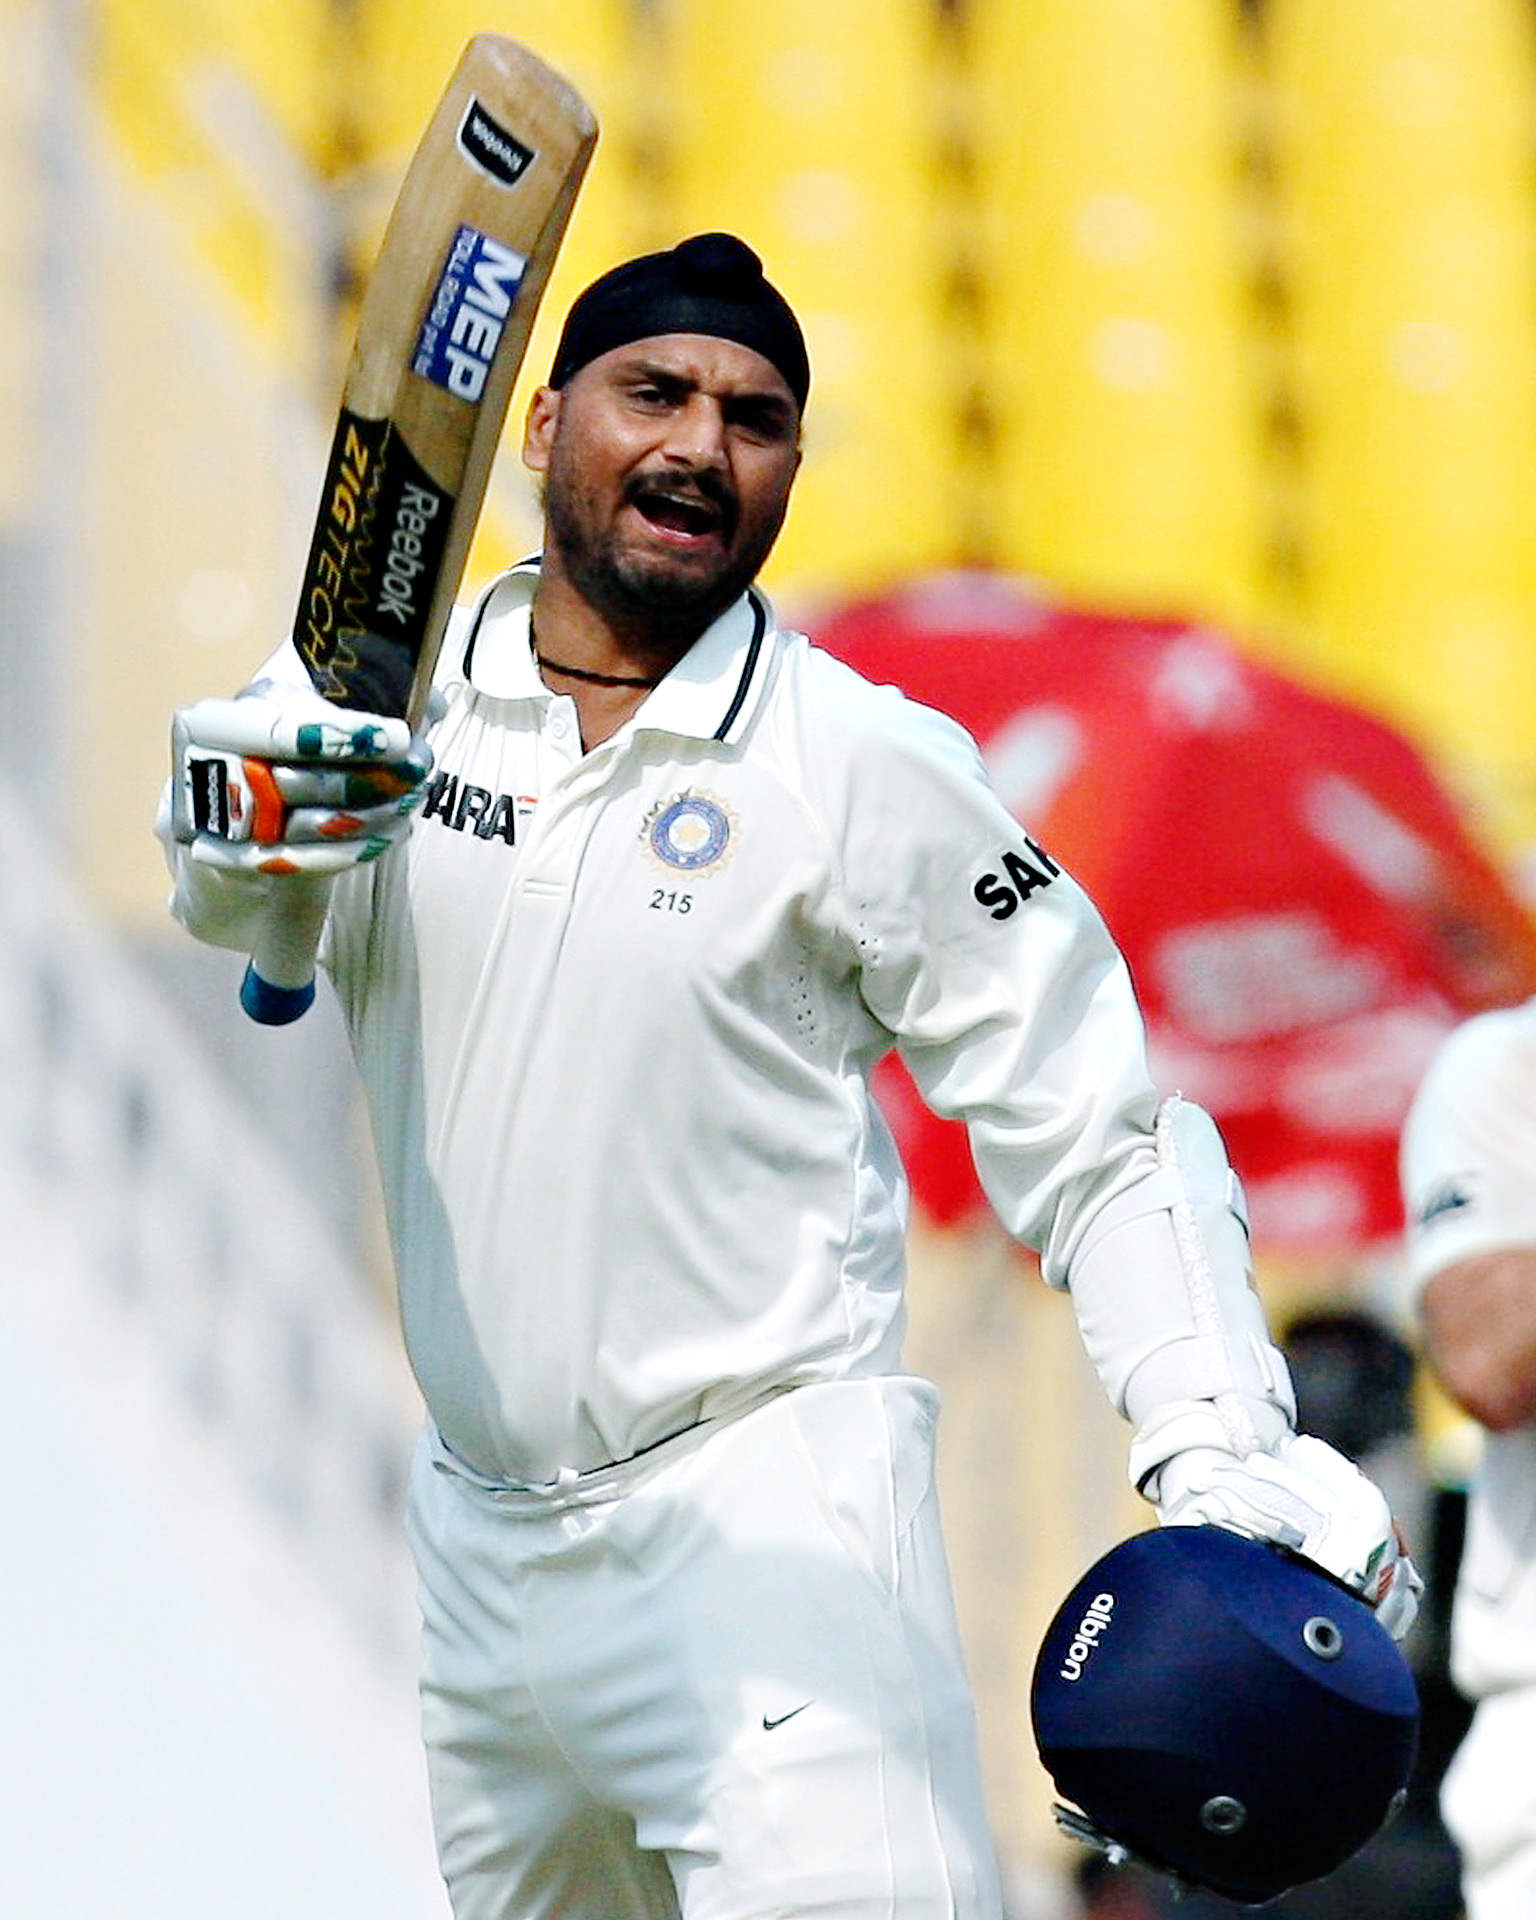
[{"xmin": 240, "ymin": 875, "xmax": 334, "ymax": 1024}]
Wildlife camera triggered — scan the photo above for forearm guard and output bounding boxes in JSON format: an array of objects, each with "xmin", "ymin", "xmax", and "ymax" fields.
[{"xmin": 1065, "ymin": 1096, "xmax": 1297, "ymax": 1492}]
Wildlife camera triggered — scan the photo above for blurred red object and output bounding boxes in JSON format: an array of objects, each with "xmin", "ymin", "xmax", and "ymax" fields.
[{"xmin": 812, "ymin": 573, "xmax": 1536, "ymax": 1255}]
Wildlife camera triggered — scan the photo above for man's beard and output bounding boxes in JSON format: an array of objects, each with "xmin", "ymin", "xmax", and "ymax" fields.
[{"xmin": 543, "ymin": 464, "xmax": 784, "ymax": 635}]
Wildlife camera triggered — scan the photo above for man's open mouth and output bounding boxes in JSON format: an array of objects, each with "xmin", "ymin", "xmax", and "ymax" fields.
[{"xmin": 629, "ymin": 481, "xmax": 731, "ymax": 543}]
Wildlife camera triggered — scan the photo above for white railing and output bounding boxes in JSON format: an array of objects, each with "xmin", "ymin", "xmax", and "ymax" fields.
[{"xmin": 0, "ymin": 788, "xmax": 424, "ymax": 1672}]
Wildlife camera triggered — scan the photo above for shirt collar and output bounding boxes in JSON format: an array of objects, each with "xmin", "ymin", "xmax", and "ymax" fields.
[{"xmin": 459, "ymin": 559, "xmax": 775, "ymax": 745}]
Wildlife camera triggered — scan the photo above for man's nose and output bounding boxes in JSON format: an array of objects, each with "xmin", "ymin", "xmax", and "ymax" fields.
[{"xmin": 661, "ymin": 397, "xmax": 728, "ymax": 468}]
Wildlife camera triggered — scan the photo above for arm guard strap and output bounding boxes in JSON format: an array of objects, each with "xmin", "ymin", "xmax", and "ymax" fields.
[{"xmin": 1065, "ymin": 1097, "xmax": 1296, "ymax": 1491}]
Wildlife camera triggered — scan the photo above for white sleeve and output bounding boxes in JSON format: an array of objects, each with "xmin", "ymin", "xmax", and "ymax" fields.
[
  {"xmin": 828, "ymin": 692, "xmax": 1295, "ymax": 1458},
  {"xmin": 1401, "ymin": 1002, "xmax": 1536, "ymax": 1296},
  {"xmin": 830, "ymin": 691, "xmax": 1160, "ymax": 1277},
  {"xmin": 161, "ymin": 841, "xmax": 271, "ymax": 952}
]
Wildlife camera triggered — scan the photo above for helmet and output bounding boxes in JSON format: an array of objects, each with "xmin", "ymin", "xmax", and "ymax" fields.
[{"xmin": 1030, "ymin": 1526, "xmax": 1420, "ymax": 1905}]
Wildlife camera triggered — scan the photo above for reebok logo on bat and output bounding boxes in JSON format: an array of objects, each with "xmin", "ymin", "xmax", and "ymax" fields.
[
  {"xmin": 414, "ymin": 224, "xmax": 529, "ymax": 403},
  {"xmin": 457, "ymin": 99, "xmax": 534, "ymax": 188},
  {"xmin": 378, "ymin": 482, "xmax": 444, "ymax": 627},
  {"xmin": 1059, "ymin": 1592, "xmax": 1115, "ymax": 1682}
]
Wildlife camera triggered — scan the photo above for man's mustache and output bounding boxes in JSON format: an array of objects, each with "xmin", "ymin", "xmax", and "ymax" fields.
[{"xmin": 624, "ymin": 468, "xmax": 737, "ymax": 529}]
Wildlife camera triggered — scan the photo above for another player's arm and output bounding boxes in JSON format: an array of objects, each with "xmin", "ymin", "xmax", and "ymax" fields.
[
  {"xmin": 1402, "ymin": 1010, "xmax": 1536, "ymax": 1433},
  {"xmin": 1420, "ymin": 1248, "xmax": 1536, "ymax": 1432}
]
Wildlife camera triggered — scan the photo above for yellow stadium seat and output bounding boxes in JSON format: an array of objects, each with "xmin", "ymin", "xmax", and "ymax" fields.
[
  {"xmin": 669, "ymin": 2, "xmax": 964, "ymax": 595},
  {"xmin": 1264, "ymin": 0, "xmax": 1536, "ymax": 857},
  {"xmin": 973, "ymin": 0, "xmax": 1269, "ymax": 633}
]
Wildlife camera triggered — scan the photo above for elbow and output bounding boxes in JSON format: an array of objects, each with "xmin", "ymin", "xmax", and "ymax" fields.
[{"xmin": 1431, "ymin": 1353, "xmax": 1536, "ymax": 1434}]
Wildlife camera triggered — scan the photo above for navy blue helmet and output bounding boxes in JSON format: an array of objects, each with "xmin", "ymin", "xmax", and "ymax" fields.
[{"xmin": 1030, "ymin": 1526, "xmax": 1420, "ymax": 1906}]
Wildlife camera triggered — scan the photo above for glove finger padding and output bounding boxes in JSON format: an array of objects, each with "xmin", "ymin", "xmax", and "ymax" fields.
[
  {"xmin": 269, "ymin": 758, "xmax": 432, "ymax": 808},
  {"xmin": 179, "ymin": 690, "xmax": 415, "ymax": 765},
  {"xmin": 278, "ymin": 795, "xmax": 429, "ymax": 844},
  {"xmin": 1156, "ymin": 1434, "xmax": 1423, "ymax": 1641},
  {"xmin": 187, "ymin": 830, "xmax": 403, "ymax": 877},
  {"xmin": 170, "ymin": 687, "xmax": 431, "ymax": 871}
]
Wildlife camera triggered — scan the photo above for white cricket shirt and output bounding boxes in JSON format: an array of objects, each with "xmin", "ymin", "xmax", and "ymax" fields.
[
  {"xmin": 1402, "ymin": 999, "xmax": 1536, "ymax": 1694},
  {"xmin": 184, "ymin": 565, "xmax": 1167, "ymax": 1484}
]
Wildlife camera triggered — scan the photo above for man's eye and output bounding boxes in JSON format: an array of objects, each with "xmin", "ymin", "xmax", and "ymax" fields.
[{"xmin": 732, "ymin": 408, "xmax": 792, "ymax": 444}]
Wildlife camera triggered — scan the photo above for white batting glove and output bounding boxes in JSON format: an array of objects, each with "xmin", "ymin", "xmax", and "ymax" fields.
[
  {"xmin": 168, "ymin": 681, "xmax": 432, "ymax": 878},
  {"xmin": 1153, "ymin": 1433, "xmax": 1424, "ymax": 1641}
]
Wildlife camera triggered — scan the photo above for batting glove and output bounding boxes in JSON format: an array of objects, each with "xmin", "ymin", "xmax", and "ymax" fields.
[
  {"xmin": 168, "ymin": 681, "xmax": 433, "ymax": 878},
  {"xmin": 1153, "ymin": 1433, "xmax": 1424, "ymax": 1641}
]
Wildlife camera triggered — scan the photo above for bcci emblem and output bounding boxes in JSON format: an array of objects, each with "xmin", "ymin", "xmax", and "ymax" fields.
[{"xmin": 643, "ymin": 790, "xmax": 737, "ymax": 874}]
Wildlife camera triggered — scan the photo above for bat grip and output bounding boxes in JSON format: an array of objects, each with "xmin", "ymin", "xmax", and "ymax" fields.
[{"xmin": 240, "ymin": 875, "xmax": 334, "ymax": 1024}]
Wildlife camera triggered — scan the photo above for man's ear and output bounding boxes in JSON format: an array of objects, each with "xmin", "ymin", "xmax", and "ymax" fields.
[{"xmin": 522, "ymin": 386, "xmax": 560, "ymax": 473}]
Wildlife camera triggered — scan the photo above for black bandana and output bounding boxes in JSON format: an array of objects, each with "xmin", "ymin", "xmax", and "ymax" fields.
[{"xmin": 548, "ymin": 233, "xmax": 810, "ymax": 410}]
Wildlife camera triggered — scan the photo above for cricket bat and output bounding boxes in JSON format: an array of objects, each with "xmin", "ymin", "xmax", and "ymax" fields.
[{"xmin": 240, "ymin": 34, "xmax": 597, "ymax": 1024}]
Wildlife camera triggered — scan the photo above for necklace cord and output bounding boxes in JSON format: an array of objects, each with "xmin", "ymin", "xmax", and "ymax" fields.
[{"xmin": 533, "ymin": 648, "xmax": 663, "ymax": 690}]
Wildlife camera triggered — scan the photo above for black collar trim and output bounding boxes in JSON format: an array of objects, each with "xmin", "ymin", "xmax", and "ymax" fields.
[
  {"xmin": 713, "ymin": 590, "xmax": 769, "ymax": 741},
  {"xmin": 459, "ymin": 564, "xmax": 535, "ymax": 684},
  {"xmin": 460, "ymin": 564, "xmax": 767, "ymax": 739}
]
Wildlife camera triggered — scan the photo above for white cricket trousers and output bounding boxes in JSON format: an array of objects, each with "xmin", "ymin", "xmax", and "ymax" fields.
[
  {"xmin": 407, "ymin": 1375, "xmax": 1005, "ymax": 1920},
  {"xmin": 1440, "ymin": 1687, "xmax": 1536, "ymax": 1920}
]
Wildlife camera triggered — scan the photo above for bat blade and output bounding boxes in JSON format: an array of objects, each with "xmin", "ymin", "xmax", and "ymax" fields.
[
  {"xmin": 241, "ymin": 36, "xmax": 597, "ymax": 1023},
  {"xmin": 294, "ymin": 36, "xmax": 596, "ymax": 727}
]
